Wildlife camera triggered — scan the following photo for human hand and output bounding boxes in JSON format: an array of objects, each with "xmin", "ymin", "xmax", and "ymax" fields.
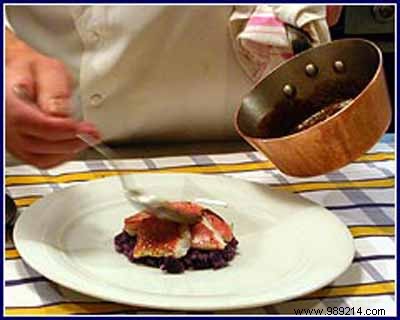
[{"xmin": 6, "ymin": 29, "xmax": 100, "ymax": 168}]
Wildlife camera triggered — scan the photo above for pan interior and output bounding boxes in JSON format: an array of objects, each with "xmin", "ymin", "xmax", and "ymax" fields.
[{"xmin": 237, "ymin": 40, "xmax": 380, "ymax": 139}]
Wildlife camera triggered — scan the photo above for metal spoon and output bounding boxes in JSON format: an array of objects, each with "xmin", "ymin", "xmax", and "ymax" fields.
[{"xmin": 77, "ymin": 133, "xmax": 201, "ymax": 224}]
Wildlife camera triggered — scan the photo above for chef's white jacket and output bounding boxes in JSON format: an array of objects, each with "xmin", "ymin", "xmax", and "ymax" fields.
[{"xmin": 6, "ymin": 5, "xmax": 330, "ymax": 143}]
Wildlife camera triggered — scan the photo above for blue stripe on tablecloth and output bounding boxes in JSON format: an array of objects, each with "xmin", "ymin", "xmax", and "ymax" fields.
[
  {"xmin": 353, "ymin": 255, "xmax": 395, "ymax": 262},
  {"xmin": 326, "ymin": 203, "xmax": 394, "ymax": 210},
  {"xmin": 39, "ymin": 168, "xmax": 63, "ymax": 192},
  {"xmin": 323, "ymin": 161, "xmax": 393, "ymax": 289},
  {"xmin": 190, "ymin": 154, "xmax": 214, "ymax": 165},
  {"xmin": 8, "ymin": 191, "xmax": 395, "ymax": 212},
  {"xmin": 85, "ymin": 160, "xmax": 109, "ymax": 171},
  {"xmin": 325, "ymin": 172, "xmax": 394, "ymax": 225},
  {"xmin": 268, "ymin": 177, "xmax": 395, "ymax": 193},
  {"xmin": 245, "ymin": 152, "xmax": 260, "ymax": 162},
  {"xmin": 380, "ymin": 134, "xmax": 394, "ymax": 143},
  {"xmin": 245, "ymin": 153, "xmax": 290, "ymax": 185},
  {"xmin": 5, "ymin": 160, "xmax": 395, "ymax": 188},
  {"xmin": 6, "ymin": 276, "xmax": 48, "ymax": 286},
  {"xmin": 355, "ymin": 257, "xmax": 391, "ymax": 294},
  {"xmin": 367, "ymin": 164, "xmax": 395, "ymax": 177},
  {"xmin": 271, "ymin": 171, "xmax": 290, "ymax": 184},
  {"xmin": 142, "ymin": 158, "xmax": 157, "ymax": 169},
  {"xmin": 342, "ymin": 191, "xmax": 394, "ymax": 225}
]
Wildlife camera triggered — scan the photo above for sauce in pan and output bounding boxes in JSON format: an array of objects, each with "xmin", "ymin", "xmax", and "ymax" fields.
[{"xmin": 290, "ymin": 98, "xmax": 353, "ymax": 133}]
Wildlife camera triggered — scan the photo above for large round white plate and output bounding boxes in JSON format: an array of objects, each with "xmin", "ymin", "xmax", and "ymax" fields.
[{"xmin": 14, "ymin": 173, "xmax": 354, "ymax": 311}]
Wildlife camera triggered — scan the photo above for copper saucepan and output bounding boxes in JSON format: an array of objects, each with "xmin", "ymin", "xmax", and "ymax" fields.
[{"xmin": 235, "ymin": 39, "xmax": 392, "ymax": 177}]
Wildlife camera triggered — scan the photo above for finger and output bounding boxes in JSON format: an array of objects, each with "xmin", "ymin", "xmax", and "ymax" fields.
[
  {"xmin": 8, "ymin": 94, "xmax": 81, "ymax": 141},
  {"xmin": 6, "ymin": 68, "xmax": 78, "ymax": 141},
  {"xmin": 77, "ymin": 122, "xmax": 102, "ymax": 141},
  {"xmin": 5, "ymin": 135, "xmax": 80, "ymax": 169},
  {"xmin": 8, "ymin": 84, "xmax": 97, "ymax": 142},
  {"xmin": 6, "ymin": 60, "xmax": 36, "ymax": 101},
  {"xmin": 9, "ymin": 89, "xmax": 101, "ymax": 142},
  {"xmin": 34, "ymin": 58, "xmax": 73, "ymax": 116},
  {"xmin": 20, "ymin": 134, "xmax": 88, "ymax": 154}
]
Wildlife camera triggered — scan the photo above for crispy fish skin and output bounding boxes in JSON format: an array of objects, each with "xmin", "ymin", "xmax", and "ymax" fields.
[
  {"xmin": 122, "ymin": 201, "xmax": 234, "ymax": 257},
  {"xmin": 124, "ymin": 212, "xmax": 152, "ymax": 236},
  {"xmin": 164, "ymin": 201, "xmax": 203, "ymax": 223},
  {"xmin": 190, "ymin": 220, "xmax": 226, "ymax": 250},
  {"xmin": 132, "ymin": 216, "xmax": 191, "ymax": 258},
  {"xmin": 202, "ymin": 209, "xmax": 233, "ymax": 242},
  {"xmin": 190, "ymin": 209, "xmax": 233, "ymax": 250}
]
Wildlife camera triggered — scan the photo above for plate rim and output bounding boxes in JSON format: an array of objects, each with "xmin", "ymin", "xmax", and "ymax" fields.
[{"xmin": 13, "ymin": 173, "xmax": 355, "ymax": 311}]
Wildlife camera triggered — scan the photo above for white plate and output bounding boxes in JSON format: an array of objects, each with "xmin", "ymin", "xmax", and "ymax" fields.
[{"xmin": 14, "ymin": 173, "xmax": 354, "ymax": 311}]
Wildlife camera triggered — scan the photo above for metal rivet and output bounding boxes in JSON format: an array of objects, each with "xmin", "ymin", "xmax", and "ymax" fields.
[
  {"xmin": 333, "ymin": 60, "xmax": 345, "ymax": 73},
  {"xmin": 283, "ymin": 84, "xmax": 296, "ymax": 98},
  {"xmin": 305, "ymin": 63, "xmax": 318, "ymax": 77}
]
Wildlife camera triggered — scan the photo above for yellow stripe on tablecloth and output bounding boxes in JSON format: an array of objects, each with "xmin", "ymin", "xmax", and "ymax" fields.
[
  {"xmin": 5, "ymin": 152, "xmax": 394, "ymax": 187},
  {"xmin": 356, "ymin": 153, "xmax": 394, "ymax": 162},
  {"xmin": 14, "ymin": 196, "xmax": 42, "ymax": 208},
  {"xmin": 305, "ymin": 281, "xmax": 394, "ymax": 299},
  {"xmin": 5, "ymin": 302, "xmax": 138, "ymax": 315},
  {"xmin": 274, "ymin": 178, "xmax": 394, "ymax": 193},
  {"xmin": 5, "ymin": 282, "xmax": 395, "ymax": 315},
  {"xmin": 5, "ymin": 248, "xmax": 20, "ymax": 259},
  {"xmin": 6, "ymin": 226, "xmax": 394, "ymax": 260},
  {"xmin": 349, "ymin": 225, "xmax": 394, "ymax": 238},
  {"xmin": 6, "ymin": 171, "xmax": 120, "ymax": 186},
  {"xmin": 11, "ymin": 177, "xmax": 394, "ymax": 209}
]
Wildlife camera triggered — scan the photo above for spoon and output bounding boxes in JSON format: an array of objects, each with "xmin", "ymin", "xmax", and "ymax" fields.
[{"xmin": 76, "ymin": 133, "xmax": 201, "ymax": 224}]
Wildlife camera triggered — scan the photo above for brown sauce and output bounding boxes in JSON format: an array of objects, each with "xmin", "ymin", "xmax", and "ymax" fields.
[{"xmin": 290, "ymin": 98, "xmax": 353, "ymax": 133}]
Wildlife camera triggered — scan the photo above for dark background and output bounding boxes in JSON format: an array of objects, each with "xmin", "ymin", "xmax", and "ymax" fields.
[{"xmin": 330, "ymin": 5, "xmax": 395, "ymax": 133}]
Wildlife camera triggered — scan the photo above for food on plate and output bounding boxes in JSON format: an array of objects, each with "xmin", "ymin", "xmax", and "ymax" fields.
[{"xmin": 114, "ymin": 201, "xmax": 238, "ymax": 273}]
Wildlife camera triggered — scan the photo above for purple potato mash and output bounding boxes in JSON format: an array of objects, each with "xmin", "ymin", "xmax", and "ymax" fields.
[{"xmin": 114, "ymin": 231, "xmax": 238, "ymax": 274}]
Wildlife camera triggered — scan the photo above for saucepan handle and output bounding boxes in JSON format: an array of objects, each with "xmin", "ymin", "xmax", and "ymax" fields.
[{"xmin": 285, "ymin": 24, "xmax": 312, "ymax": 55}]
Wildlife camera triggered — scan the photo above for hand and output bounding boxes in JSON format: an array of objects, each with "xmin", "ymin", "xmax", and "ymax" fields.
[{"xmin": 6, "ymin": 29, "xmax": 100, "ymax": 168}]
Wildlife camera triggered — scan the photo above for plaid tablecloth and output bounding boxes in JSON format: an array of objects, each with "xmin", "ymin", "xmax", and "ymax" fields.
[{"xmin": 4, "ymin": 135, "xmax": 396, "ymax": 315}]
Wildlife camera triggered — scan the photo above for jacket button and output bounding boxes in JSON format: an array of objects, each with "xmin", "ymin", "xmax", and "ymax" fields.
[
  {"xmin": 87, "ymin": 30, "xmax": 100, "ymax": 44},
  {"xmin": 89, "ymin": 93, "xmax": 104, "ymax": 107}
]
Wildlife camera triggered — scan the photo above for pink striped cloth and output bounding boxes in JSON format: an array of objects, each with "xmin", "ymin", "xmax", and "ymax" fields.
[{"xmin": 230, "ymin": 5, "xmax": 331, "ymax": 82}]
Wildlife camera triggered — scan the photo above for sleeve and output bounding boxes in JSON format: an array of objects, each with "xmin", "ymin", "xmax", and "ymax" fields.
[
  {"xmin": 4, "ymin": 6, "xmax": 15, "ymax": 31},
  {"xmin": 229, "ymin": 5, "xmax": 331, "ymax": 83},
  {"xmin": 270, "ymin": 5, "xmax": 331, "ymax": 44}
]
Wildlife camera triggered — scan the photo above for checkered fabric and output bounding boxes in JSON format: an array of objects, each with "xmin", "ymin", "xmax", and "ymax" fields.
[{"xmin": 4, "ymin": 135, "xmax": 395, "ymax": 315}]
